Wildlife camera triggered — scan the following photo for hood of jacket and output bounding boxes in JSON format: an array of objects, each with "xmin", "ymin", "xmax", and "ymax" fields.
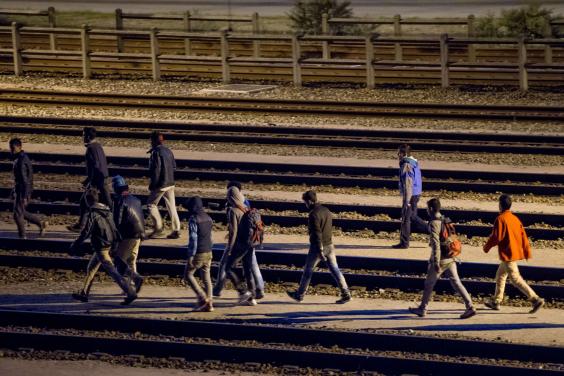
[
  {"xmin": 401, "ymin": 156, "xmax": 418, "ymax": 166},
  {"xmin": 226, "ymin": 186, "xmax": 246, "ymax": 209},
  {"xmin": 91, "ymin": 202, "xmax": 111, "ymax": 216},
  {"xmin": 187, "ymin": 196, "xmax": 205, "ymax": 214}
]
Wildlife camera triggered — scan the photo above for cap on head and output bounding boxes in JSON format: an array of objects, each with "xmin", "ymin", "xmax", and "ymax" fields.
[{"xmin": 112, "ymin": 175, "xmax": 128, "ymax": 192}]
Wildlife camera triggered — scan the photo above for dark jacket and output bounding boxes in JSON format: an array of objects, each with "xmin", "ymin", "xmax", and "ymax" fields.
[
  {"xmin": 187, "ymin": 197, "xmax": 213, "ymax": 257},
  {"xmin": 308, "ymin": 204, "xmax": 333, "ymax": 251},
  {"xmin": 148, "ymin": 144, "xmax": 176, "ymax": 190},
  {"xmin": 84, "ymin": 140, "xmax": 109, "ymax": 187},
  {"xmin": 113, "ymin": 192, "xmax": 145, "ymax": 240},
  {"xmin": 12, "ymin": 151, "xmax": 33, "ymax": 197},
  {"xmin": 74, "ymin": 203, "xmax": 119, "ymax": 250}
]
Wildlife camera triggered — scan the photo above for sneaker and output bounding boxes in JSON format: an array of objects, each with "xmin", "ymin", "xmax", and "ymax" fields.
[
  {"xmin": 134, "ymin": 276, "xmax": 144, "ymax": 294},
  {"xmin": 336, "ymin": 294, "xmax": 352, "ymax": 304},
  {"xmin": 149, "ymin": 228, "xmax": 165, "ymax": 239},
  {"xmin": 67, "ymin": 223, "xmax": 82, "ymax": 233},
  {"xmin": 392, "ymin": 243, "xmax": 409, "ymax": 249},
  {"xmin": 238, "ymin": 291, "xmax": 253, "ymax": 305},
  {"xmin": 121, "ymin": 294, "xmax": 138, "ymax": 305},
  {"xmin": 71, "ymin": 292, "xmax": 88, "ymax": 303},
  {"xmin": 194, "ymin": 301, "xmax": 214, "ymax": 312},
  {"xmin": 286, "ymin": 290, "xmax": 303, "ymax": 303},
  {"xmin": 39, "ymin": 221, "xmax": 48, "ymax": 237},
  {"xmin": 242, "ymin": 298, "xmax": 257, "ymax": 306},
  {"xmin": 255, "ymin": 290, "xmax": 265, "ymax": 300},
  {"xmin": 460, "ymin": 307, "xmax": 477, "ymax": 319},
  {"xmin": 409, "ymin": 306, "xmax": 426, "ymax": 317},
  {"xmin": 212, "ymin": 286, "xmax": 222, "ymax": 298},
  {"xmin": 484, "ymin": 300, "xmax": 500, "ymax": 311},
  {"xmin": 167, "ymin": 231, "xmax": 181, "ymax": 239},
  {"xmin": 529, "ymin": 298, "xmax": 545, "ymax": 314}
]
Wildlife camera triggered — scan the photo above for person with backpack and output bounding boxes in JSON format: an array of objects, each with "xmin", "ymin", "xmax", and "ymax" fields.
[
  {"xmin": 213, "ymin": 183, "xmax": 265, "ymax": 299},
  {"xmin": 111, "ymin": 175, "xmax": 145, "ymax": 295},
  {"xmin": 184, "ymin": 196, "xmax": 214, "ymax": 312},
  {"xmin": 69, "ymin": 188, "xmax": 137, "ymax": 305},
  {"xmin": 287, "ymin": 190, "xmax": 351, "ymax": 304},
  {"xmin": 393, "ymin": 144, "xmax": 428, "ymax": 249},
  {"xmin": 218, "ymin": 186, "xmax": 264, "ymax": 306},
  {"xmin": 147, "ymin": 131, "xmax": 181, "ymax": 239},
  {"xmin": 68, "ymin": 127, "xmax": 112, "ymax": 232},
  {"xmin": 483, "ymin": 194, "xmax": 545, "ymax": 313},
  {"xmin": 409, "ymin": 198, "xmax": 476, "ymax": 319}
]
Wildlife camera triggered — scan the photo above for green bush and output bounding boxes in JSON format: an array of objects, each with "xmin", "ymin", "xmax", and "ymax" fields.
[
  {"xmin": 475, "ymin": 4, "xmax": 561, "ymax": 38},
  {"xmin": 288, "ymin": 0, "xmax": 354, "ymax": 35}
]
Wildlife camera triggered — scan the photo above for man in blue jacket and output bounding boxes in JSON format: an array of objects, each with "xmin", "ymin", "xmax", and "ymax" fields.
[{"xmin": 393, "ymin": 144, "xmax": 428, "ymax": 249}]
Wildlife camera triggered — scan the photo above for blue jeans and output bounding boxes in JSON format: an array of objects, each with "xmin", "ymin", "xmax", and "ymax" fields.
[
  {"xmin": 214, "ymin": 247, "xmax": 264, "ymax": 294},
  {"xmin": 296, "ymin": 244, "xmax": 348, "ymax": 298}
]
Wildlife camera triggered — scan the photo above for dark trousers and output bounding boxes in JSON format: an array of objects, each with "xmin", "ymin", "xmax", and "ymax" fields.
[
  {"xmin": 224, "ymin": 245, "xmax": 257, "ymax": 297},
  {"xmin": 13, "ymin": 194, "xmax": 42, "ymax": 238},
  {"xmin": 78, "ymin": 180, "xmax": 112, "ymax": 227},
  {"xmin": 400, "ymin": 195, "xmax": 428, "ymax": 247}
]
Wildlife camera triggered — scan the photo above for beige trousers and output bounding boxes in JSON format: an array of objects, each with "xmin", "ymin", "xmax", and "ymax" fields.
[
  {"xmin": 114, "ymin": 238, "xmax": 141, "ymax": 275},
  {"xmin": 494, "ymin": 261, "xmax": 539, "ymax": 304},
  {"xmin": 147, "ymin": 185, "xmax": 180, "ymax": 231},
  {"xmin": 81, "ymin": 247, "xmax": 132, "ymax": 296}
]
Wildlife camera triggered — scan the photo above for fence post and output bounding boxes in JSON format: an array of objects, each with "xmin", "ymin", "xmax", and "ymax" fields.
[
  {"xmin": 81, "ymin": 24, "xmax": 91, "ymax": 79},
  {"xmin": 11, "ymin": 22, "xmax": 22, "ymax": 77},
  {"xmin": 518, "ymin": 36, "xmax": 528, "ymax": 91},
  {"xmin": 543, "ymin": 23, "xmax": 553, "ymax": 64},
  {"xmin": 322, "ymin": 13, "xmax": 330, "ymax": 59},
  {"xmin": 220, "ymin": 29, "xmax": 230, "ymax": 84},
  {"xmin": 393, "ymin": 14, "xmax": 402, "ymax": 61},
  {"xmin": 467, "ymin": 14, "xmax": 476, "ymax": 62},
  {"xmin": 252, "ymin": 12, "xmax": 260, "ymax": 58},
  {"xmin": 440, "ymin": 33, "xmax": 449, "ymax": 88},
  {"xmin": 150, "ymin": 27, "xmax": 161, "ymax": 81},
  {"xmin": 365, "ymin": 33, "xmax": 375, "ymax": 89},
  {"xmin": 115, "ymin": 8, "xmax": 124, "ymax": 53},
  {"xmin": 48, "ymin": 6, "xmax": 57, "ymax": 50},
  {"xmin": 183, "ymin": 10, "xmax": 192, "ymax": 55},
  {"xmin": 292, "ymin": 33, "xmax": 302, "ymax": 87}
]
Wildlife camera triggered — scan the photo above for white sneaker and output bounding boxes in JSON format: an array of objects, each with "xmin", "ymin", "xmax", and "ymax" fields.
[
  {"xmin": 238, "ymin": 291, "xmax": 252, "ymax": 304},
  {"xmin": 243, "ymin": 298, "xmax": 257, "ymax": 306}
]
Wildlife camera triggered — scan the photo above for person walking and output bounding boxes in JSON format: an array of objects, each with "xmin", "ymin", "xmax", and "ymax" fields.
[
  {"xmin": 287, "ymin": 190, "xmax": 351, "ymax": 304},
  {"xmin": 483, "ymin": 194, "xmax": 545, "ymax": 313},
  {"xmin": 68, "ymin": 127, "xmax": 112, "ymax": 232},
  {"xmin": 408, "ymin": 198, "xmax": 476, "ymax": 319},
  {"xmin": 392, "ymin": 144, "xmax": 428, "ymax": 249},
  {"xmin": 111, "ymin": 175, "xmax": 145, "ymax": 295},
  {"xmin": 213, "ymin": 183, "xmax": 265, "ymax": 299},
  {"xmin": 147, "ymin": 131, "xmax": 180, "ymax": 239},
  {"xmin": 184, "ymin": 196, "xmax": 214, "ymax": 312},
  {"xmin": 9, "ymin": 138, "xmax": 47, "ymax": 239},
  {"xmin": 69, "ymin": 188, "xmax": 137, "ymax": 305}
]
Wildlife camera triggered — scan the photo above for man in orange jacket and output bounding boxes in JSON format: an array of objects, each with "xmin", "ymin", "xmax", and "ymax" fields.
[{"xmin": 483, "ymin": 194, "xmax": 544, "ymax": 313}]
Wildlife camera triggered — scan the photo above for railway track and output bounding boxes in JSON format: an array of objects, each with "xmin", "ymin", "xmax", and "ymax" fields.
[
  {"xmin": 1, "ymin": 88, "xmax": 564, "ymax": 121},
  {"xmin": 1, "ymin": 188, "xmax": 562, "ymax": 239},
  {"xmin": 1, "ymin": 310, "xmax": 562, "ymax": 375},
  {"xmin": 1, "ymin": 238, "xmax": 562, "ymax": 299},
  {"xmin": 1, "ymin": 115, "xmax": 563, "ymax": 155},
  {"xmin": 1, "ymin": 151, "xmax": 561, "ymax": 196}
]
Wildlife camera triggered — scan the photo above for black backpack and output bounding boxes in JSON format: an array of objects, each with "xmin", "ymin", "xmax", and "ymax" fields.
[{"xmin": 236, "ymin": 207, "xmax": 264, "ymax": 248}]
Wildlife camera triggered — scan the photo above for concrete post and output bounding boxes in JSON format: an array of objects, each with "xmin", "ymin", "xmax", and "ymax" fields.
[
  {"xmin": 252, "ymin": 12, "xmax": 260, "ymax": 58},
  {"xmin": 220, "ymin": 29, "xmax": 230, "ymax": 84},
  {"xmin": 81, "ymin": 24, "xmax": 91, "ymax": 79},
  {"xmin": 440, "ymin": 33, "xmax": 449, "ymax": 88},
  {"xmin": 183, "ymin": 11, "xmax": 192, "ymax": 55},
  {"xmin": 393, "ymin": 14, "xmax": 402, "ymax": 61},
  {"xmin": 467, "ymin": 15, "xmax": 476, "ymax": 62},
  {"xmin": 11, "ymin": 22, "xmax": 22, "ymax": 76},
  {"xmin": 518, "ymin": 36, "xmax": 528, "ymax": 91},
  {"xmin": 365, "ymin": 33, "xmax": 375, "ymax": 89},
  {"xmin": 543, "ymin": 23, "xmax": 552, "ymax": 64},
  {"xmin": 150, "ymin": 27, "xmax": 161, "ymax": 81},
  {"xmin": 48, "ymin": 6, "xmax": 57, "ymax": 50},
  {"xmin": 292, "ymin": 33, "xmax": 302, "ymax": 87},
  {"xmin": 322, "ymin": 13, "xmax": 329, "ymax": 59},
  {"xmin": 115, "ymin": 8, "xmax": 124, "ymax": 53}
]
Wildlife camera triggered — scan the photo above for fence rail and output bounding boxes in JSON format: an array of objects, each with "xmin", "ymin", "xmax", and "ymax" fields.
[{"xmin": 1, "ymin": 23, "xmax": 563, "ymax": 89}]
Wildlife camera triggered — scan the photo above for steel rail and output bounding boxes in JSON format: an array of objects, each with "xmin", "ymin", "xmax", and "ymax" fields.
[
  {"xmin": 0, "ymin": 310, "xmax": 562, "ymax": 374},
  {"xmin": 1, "ymin": 116, "xmax": 563, "ymax": 155},
  {"xmin": 2, "ymin": 238, "xmax": 561, "ymax": 283},
  {"xmin": 0, "ymin": 89, "xmax": 563, "ymax": 121},
  {"xmin": 0, "ymin": 254, "xmax": 562, "ymax": 299}
]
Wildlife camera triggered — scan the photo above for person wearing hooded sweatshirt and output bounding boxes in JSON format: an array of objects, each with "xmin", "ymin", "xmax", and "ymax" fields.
[
  {"xmin": 112, "ymin": 175, "xmax": 145, "ymax": 295},
  {"xmin": 68, "ymin": 127, "xmax": 112, "ymax": 232},
  {"xmin": 393, "ymin": 144, "xmax": 428, "ymax": 249},
  {"xmin": 483, "ymin": 194, "xmax": 545, "ymax": 313},
  {"xmin": 9, "ymin": 138, "xmax": 47, "ymax": 239},
  {"xmin": 184, "ymin": 196, "xmax": 214, "ymax": 312},
  {"xmin": 69, "ymin": 188, "xmax": 137, "ymax": 305},
  {"xmin": 213, "ymin": 185, "xmax": 265, "ymax": 299}
]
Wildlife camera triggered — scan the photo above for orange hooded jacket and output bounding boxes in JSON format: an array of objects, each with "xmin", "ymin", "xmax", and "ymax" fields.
[{"xmin": 483, "ymin": 210, "xmax": 532, "ymax": 262}]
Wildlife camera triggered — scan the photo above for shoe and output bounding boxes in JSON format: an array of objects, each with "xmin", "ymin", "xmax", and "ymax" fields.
[
  {"xmin": 409, "ymin": 306, "xmax": 426, "ymax": 317},
  {"xmin": 484, "ymin": 300, "xmax": 500, "ymax": 311},
  {"xmin": 71, "ymin": 292, "xmax": 88, "ymax": 303},
  {"xmin": 242, "ymin": 298, "xmax": 257, "ymax": 306},
  {"xmin": 255, "ymin": 290, "xmax": 265, "ymax": 300},
  {"xmin": 39, "ymin": 221, "xmax": 48, "ymax": 237},
  {"xmin": 134, "ymin": 276, "xmax": 144, "ymax": 294},
  {"xmin": 336, "ymin": 293, "xmax": 352, "ymax": 304},
  {"xmin": 392, "ymin": 243, "xmax": 409, "ymax": 249},
  {"xmin": 167, "ymin": 231, "xmax": 181, "ymax": 239},
  {"xmin": 121, "ymin": 294, "xmax": 138, "ymax": 305},
  {"xmin": 529, "ymin": 298, "xmax": 545, "ymax": 314},
  {"xmin": 238, "ymin": 291, "xmax": 253, "ymax": 305},
  {"xmin": 193, "ymin": 300, "xmax": 214, "ymax": 312},
  {"xmin": 67, "ymin": 223, "xmax": 82, "ymax": 233},
  {"xmin": 460, "ymin": 307, "xmax": 477, "ymax": 319},
  {"xmin": 149, "ymin": 228, "xmax": 165, "ymax": 239},
  {"xmin": 286, "ymin": 290, "xmax": 303, "ymax": 303},
  {"xmin": 212, "ymin": 286, "xmax": 222, "ymax": 297}
]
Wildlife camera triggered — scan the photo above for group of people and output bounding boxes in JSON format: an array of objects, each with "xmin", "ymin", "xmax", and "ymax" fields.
[{"xmin": 8, "ymin": 132, "xmax": 545, "ymax": 316}]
